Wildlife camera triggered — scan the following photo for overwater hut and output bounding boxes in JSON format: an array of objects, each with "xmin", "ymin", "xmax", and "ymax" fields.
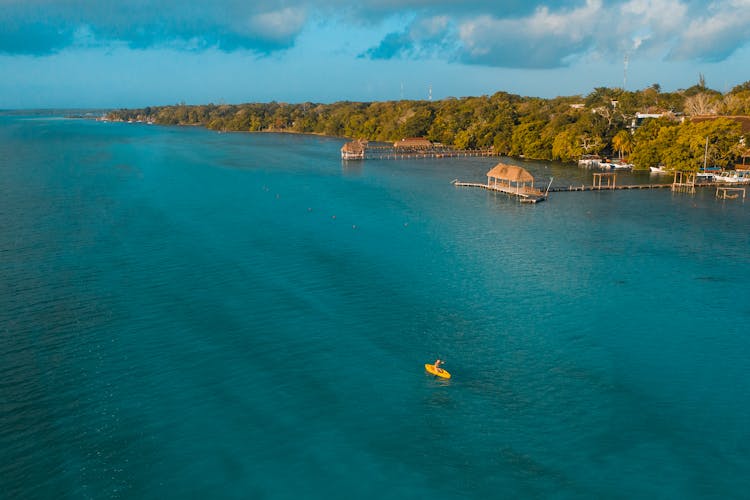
[
  {"xmin": 394, "ymin": 137, "xmax": 433, "ymax": 149},
  {"xmin": 341, "ymin": 141, "xmax": 365, "ymax": 160},
  {"xmin": 486, "ymin": 163, "xmax": 539, "ymax": 196}
]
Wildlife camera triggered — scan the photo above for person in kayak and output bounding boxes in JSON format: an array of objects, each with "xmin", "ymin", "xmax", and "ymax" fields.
[{"xmin": 433, "ymin": 359, "xmax": 445, "ymax": 374}]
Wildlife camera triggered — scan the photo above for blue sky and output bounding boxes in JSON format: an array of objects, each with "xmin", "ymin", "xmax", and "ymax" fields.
[{"xmin": 2, "ymin": 0, "xmax": 750, "ymax": 108}]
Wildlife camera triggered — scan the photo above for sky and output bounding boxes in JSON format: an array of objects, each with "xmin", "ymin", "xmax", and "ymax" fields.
[{"xmin": 2, "ymin": 0, "xmax": 750, "ymax": 109}]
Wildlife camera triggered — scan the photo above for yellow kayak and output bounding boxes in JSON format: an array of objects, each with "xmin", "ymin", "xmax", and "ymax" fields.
[{"xmin": 425, "ymin": 363, "xmax": 451, "ymax": 379}]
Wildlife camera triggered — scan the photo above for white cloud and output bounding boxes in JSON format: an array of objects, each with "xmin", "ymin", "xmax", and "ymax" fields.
[
  {"xmin": 671, "ymin": 0, "xmax": 750, "ymax": 60},
  {"xmin": 524, "ymin": 0, "xmax": 602, "ymax": 38},
  {"xmin": 246, "ymin": 7, "xmax": 308, "ymax": 43},
  {"xmin": 457, "ymin": 1, "xmax": 603, "ymax": 67},
  {"xmin": 3, "ymin": 0, "xmax": 750, "ymax": 67},
  {"xmin": 445, "ymin": 0, "xmax": 750, "ymax": 68}
]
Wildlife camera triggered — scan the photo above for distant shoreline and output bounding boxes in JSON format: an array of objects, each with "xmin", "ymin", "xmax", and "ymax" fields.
[
  {"xmin": 105, "ymin": 83, "xmax": 750, "ymax": 172},
  {"xmin": 105, "ymin": 116, "xmax": 353, "ymax": 142}
]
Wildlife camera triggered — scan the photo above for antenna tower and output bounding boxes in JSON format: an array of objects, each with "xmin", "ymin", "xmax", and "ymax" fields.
[{"xmin": 623, "ymin": 54, "xmax": 629, "ymax": 90}]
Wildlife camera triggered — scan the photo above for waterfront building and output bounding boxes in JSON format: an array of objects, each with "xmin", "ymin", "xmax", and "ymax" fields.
[
  {"xmin": 393, "ymin": 137, "xmax": 433, "ymax": 149},
  {"xmin": 341, "ymin": 141, "xmax": 365, "ymax": 160},
  {"xmin": 486, "ymin": 163, "xmax": 542, "ymax": 198}
]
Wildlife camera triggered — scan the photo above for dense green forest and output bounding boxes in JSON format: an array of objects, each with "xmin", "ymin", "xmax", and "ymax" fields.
[{"xmin": 108, "ymin": 80, "xmax": 750, "ymax": 171}]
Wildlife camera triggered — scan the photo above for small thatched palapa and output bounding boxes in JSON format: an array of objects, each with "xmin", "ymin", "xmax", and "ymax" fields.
[
  {"xmin": 486, "ymin": 163, "xmax": 534, "ymax": 184},
  {"xmin": 341, "ymin": 141, "xmax": 364, "ymax": 153},
  {"xmin": 341, "ymin": 141, "xmax": 365, "ymax": 159},
  {"xmin": 485, "ymin": 163, "xmax": 541, "ymax": 197},
  {"xmin": 394, "ymin": 137, "xmax": 433, "ymax": 149}
]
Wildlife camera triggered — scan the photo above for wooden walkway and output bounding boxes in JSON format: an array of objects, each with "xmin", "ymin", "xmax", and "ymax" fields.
[
  {"xmin": 458, "ymin": 182, "xmax": 723, "ymax": 193},
  {"xmin": 716, "ymin": 186, "xmax": 747, "ymax": 199},
  {"xmin": 453, "ymin": 181, "xmax": 547, "ymax": 203},
  {"xmin": 364, "ymin": 148, "xmax": 496, "ymax": 160},
  {"xmin": 454, "ymin": 180, "xmax": 724, "ymax": 203},
  {"xmin": 546, "ymin": 183, "xmax": 673, "ymax": 192}
]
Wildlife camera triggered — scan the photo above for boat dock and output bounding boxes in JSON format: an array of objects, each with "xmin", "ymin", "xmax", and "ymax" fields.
[
  {"xmin": 454, "ymin": 179, "xmax": 727, "ymax": 203},
  {"xmin": 716, "ymin": 186, "xmax": 747, "ymax": 199},
  {"xmin": 453, "ymin": 181, "xmax": 548, "ymax": 203},
  {"xmin": 545, "ymin": 183, "xmax": 674, "ymax": 192},
  {"xmin": 364, "ymin": 148, "xmax": 496, "ymax": 160},
  {"xmin": 456, "ymin": 181, "xmax": 719, "ymax": 193}
]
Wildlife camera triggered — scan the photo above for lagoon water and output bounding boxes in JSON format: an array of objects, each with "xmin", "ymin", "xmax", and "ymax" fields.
[{"xmin": 1, "ymin": 112, "xmax": 749, "ymax": 498}]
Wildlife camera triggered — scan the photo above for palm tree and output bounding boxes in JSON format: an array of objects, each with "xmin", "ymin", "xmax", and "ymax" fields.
[{"xmin": 611, "ymin": 130, "xmax": 634, "ymax": 159}]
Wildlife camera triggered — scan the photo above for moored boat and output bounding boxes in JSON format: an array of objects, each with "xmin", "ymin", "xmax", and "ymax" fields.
[
  {"xmin": 713, "ymin": 170, "xmax": 750, "ymax": 184},
  {"xmin": 578, "ymin": 154, "xmax": 602, "ymax": 168},
  {"xmin": 611, "ymin": 160, "xmax": 633, "ymax": 170}
]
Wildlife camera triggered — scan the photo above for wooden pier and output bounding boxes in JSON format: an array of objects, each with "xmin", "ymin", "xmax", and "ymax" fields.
[
  {"xmin": 459, "ymin": 182, "xmax": 722, "ymax": 193},
  {"xmin": 716, "ymin": 186, "xmax": 746, "ymax": 200},
  {"xmin": 545, "ymin": 183, "xmax": 674, "ymax": 192},
  {"xmin": 453, "ymin": 181, "xmax": 548, "ymax": 203},
  {"xmin": 455, "ymin": 179, "xmax": 724, "ymax": 203},
  {"xmin": 365, "ymin": 148, "xmax": 496, "ymax": 160}
]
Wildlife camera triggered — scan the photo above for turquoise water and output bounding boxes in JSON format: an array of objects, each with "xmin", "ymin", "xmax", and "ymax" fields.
[{"xmin": 1, "ymin": 113, "xmax": 749, "ymax": 498}]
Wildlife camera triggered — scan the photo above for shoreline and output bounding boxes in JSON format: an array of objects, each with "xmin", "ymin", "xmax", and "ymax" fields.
[
  {"xmin": 106, "ymin": 117, "xmax": 353, "ymax": 142},
  {"xmin": 113, "ymin": 118, "xmax": 663, "ymax": 169}
]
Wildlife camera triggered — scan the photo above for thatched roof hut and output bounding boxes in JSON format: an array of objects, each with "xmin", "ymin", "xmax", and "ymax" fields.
[
  {"xmin": 485, "ymin": 163, "xmax": 542, "ymax": 197},
  {"xmin": 486, "ymin": 163, "xmax": 534, "ymax": 185},
  {"xmin": 341, "ymin": 141, "xmax": 365, "ymax": 159},
  {"xmin": 341, "ymin": 141, "xmax": 364, "ymax": 153},
  {"xmin": 394, "ymin": 137, "xmax": 433, "ymax": 149}
]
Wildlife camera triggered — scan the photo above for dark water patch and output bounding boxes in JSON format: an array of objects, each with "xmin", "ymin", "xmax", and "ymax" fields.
[{"xmin": 695, "ymin": 275, "xmax": 730, "ymax": 283}]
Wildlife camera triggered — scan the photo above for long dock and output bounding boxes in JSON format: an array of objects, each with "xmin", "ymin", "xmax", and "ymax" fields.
[
  {"xmin": 453, "ymin": 181, "xmax": 547, "ymax": 203},
  {"xmin": 546, "ymin": 183, "xmax": 673, "ymax": 192},
  {"xmin": 546, "ymin": 182, "xmax": 721, "ymax": 192},
  {"xmin": 454, "ymin": 180, "xmax": 724, "ymax": 203},
  {"xmin": 456, "ymin": 181, "xmax": 723, "ymax": 192},
  {"xmin": 364, "ymin": 148, "xmax": 496, "ymax": 160}
]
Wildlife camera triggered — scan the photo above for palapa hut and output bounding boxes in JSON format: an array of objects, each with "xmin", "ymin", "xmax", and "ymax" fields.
[
  {"xmin": 486, "ymin": 163, "xmax": 539, "ymax": 196},
  {"xmin": 393, "ymin": 137, "xmax": 433, "ymax": 149},
  {"xmin": 341, "ymin": 141, "xmax": 365, "ymax": 160}
]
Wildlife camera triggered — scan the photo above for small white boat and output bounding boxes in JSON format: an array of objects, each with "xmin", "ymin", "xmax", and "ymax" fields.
[
  {"xmin": 713, "ymin": 170, "xmax": 750, "ymax": 184},
  {"xmin": 650, "ymin": 165, "xmax": 669, "ymax": 174},
  {"xmin": 578, "ymin": 155, "xmax": 602, "ymax": 168},
  {"xmin": 611, "ymin": 160, "xmax": 633, "ymax": 170}
]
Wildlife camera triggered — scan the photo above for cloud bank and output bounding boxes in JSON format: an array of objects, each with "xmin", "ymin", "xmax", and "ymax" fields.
[
  {"xmin": 0, "ymin": 0, "xmax": 309, "ymax": 55},
  {"xmin": 362, "ymin": 0, "xmax": 750, "ymax": 68},
  {"xmin": 1, "ymin": 0, "xmax": 749, "ymax": 68}
]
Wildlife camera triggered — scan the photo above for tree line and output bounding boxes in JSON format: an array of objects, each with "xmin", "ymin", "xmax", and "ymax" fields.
[{"xmin": 108, "ymin": 80, "xmax": 750, "ymax": 171}]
